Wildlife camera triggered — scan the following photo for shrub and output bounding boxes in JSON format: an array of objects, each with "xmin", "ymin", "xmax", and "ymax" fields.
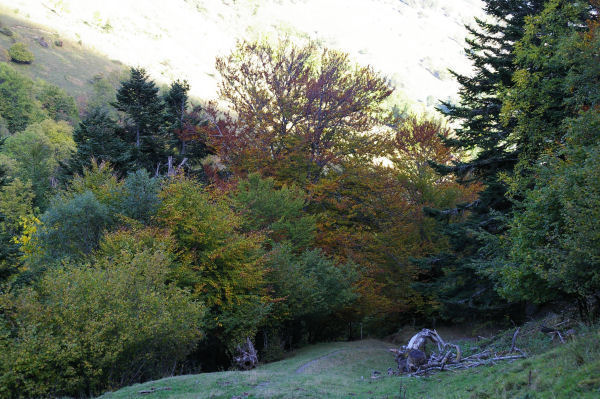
[
  {"xmin": 0, "ymin": 236, "xmax": 204, "ymax": 398},
  {"xmin": 118, "ymin": 169, "xmax": 161, "ymax": 223},
  {"xmin": 0, "ymin": 27, "xmax": 12, "ymax": 37},
  {"xmin": 33, "ymin": 191, "xmax": 113, "ymax": 266},
  {"xmin": 8, "ymin": 43, "xmax": 34, "ymax": 64}
]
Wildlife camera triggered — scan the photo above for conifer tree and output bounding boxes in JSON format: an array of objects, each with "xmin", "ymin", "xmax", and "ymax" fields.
[
  {"xmin": 65, "ymin": 109, "xmax": 132, "ymax": 176},
  {"xmin": 417, "ymin": 0, "xmax": 547, "ymax": 322},
  {"xmin": 114, "ymin": 67, "xmax": 167, "ymax": 172},
  {"xmin": 164, "ymin": 79, "xmax": 190, "ymax": 155},
  {"xmin": 163, "ymin": 80, "xmax": 211, "ymax": 175}
]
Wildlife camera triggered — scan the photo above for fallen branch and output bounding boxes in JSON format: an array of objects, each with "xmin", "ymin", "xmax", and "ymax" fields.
[
  {"xmin": 390, "ymin": 328, "xmax": 526, "ymax": 377},
  {"xmin": 510, "ymin": 327, "xmax": 520, "ymax": 353}
]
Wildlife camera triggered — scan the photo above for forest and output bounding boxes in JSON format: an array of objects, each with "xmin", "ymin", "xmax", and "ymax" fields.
[{"xmin": 0, "ymin": 0, "xmax": 599, "ymax": 397}]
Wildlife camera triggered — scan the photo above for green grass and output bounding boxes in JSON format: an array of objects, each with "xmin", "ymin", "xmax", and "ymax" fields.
[
  {"xmin": 0, "ymin": 12, "xmax": 125, "ymax": 100},
  {"xmin": 100, "ymin": 328, "xmax": 600, "ymax": 399}
]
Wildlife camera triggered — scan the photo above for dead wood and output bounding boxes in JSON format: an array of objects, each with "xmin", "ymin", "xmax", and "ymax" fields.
[
  {"xmin": 389, "ymin": 328, "xmax": 527, "ymax": 377},
  {"xmin": 510, "ymin": 327, "xmax": 520, "ymax": 353},
  {"xmin": 234, "ymin": 337, "xmax": 258, "ymax": 370}
]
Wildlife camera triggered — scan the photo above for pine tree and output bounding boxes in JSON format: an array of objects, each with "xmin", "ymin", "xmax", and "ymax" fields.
[
  {"xmin": 65, "ymin": 109, "xmax": 132, "ymax": 176},
  {"xmin": 114, "ymin": 67, "xmax": 167, "ymax": 172},
  {"xmin": 164, "ymin": 79, "xmax": 190, "ymax": 155},
  {"xmin": 417, "ymin": 0, "xmax": 547, "ymax": 322}
]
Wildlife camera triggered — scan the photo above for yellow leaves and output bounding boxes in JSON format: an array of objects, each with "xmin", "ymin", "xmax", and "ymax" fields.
[{"xmin": 13, "ymin": 215, "xmax": 41, "ymax": 259}]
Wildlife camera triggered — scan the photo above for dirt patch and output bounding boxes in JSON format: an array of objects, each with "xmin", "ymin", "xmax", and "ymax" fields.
[{"xmin": 295, "ymin": 350, "xmax": 345, "ymax": 374}]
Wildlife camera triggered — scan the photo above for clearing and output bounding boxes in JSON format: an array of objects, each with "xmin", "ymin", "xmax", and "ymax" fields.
[{"xmin": 100, "ymin": 326, "xmax": 600, "ymax": 399}]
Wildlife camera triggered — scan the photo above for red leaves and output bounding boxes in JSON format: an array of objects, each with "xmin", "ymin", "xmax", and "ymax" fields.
[{"xmin": 208, "ymin": 39, "xmax": 392, "ymax": 184}]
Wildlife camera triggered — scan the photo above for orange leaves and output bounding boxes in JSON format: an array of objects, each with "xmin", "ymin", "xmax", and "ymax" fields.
[
  {"xmin": 156, "ymin": 176, "xmax": 266, "ymax": 316},
  {"xmin": 209, "ymin": 38, "xmax": 392, "ymax": 185}
]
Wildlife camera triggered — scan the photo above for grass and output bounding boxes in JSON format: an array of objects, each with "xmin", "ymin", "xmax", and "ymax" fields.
[
  {"xmin": 100, "ymin": 326, "xmax": 600, "ymax": 399},
  {"xmin": 0, "ymin": 12, "xmax": 125, "ymax": 100}
]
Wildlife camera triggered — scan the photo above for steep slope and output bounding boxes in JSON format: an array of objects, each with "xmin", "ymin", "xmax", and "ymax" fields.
[
  {"xmin": 1, "ymin": 0, "xmax": 484, "ymax": 107},
  {"xmin": 0, "ymin": 12, "xmax": 126, "ymax": 102}
]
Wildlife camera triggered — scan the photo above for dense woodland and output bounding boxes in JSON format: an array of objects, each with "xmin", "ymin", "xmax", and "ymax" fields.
[{"xmin": 1, "ymin": 0, "xmax": 600, "ymax": 397}]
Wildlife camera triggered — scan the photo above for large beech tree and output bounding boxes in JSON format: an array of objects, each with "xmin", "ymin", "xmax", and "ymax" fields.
[{"xmin": 208, "ymin": 38, "xmax": 392, "ymax": 184}]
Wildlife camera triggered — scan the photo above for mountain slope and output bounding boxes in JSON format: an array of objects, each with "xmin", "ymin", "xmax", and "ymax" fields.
[{"xmin": 1, "ymin": 0, "xmax": 484, "ymax": 108}]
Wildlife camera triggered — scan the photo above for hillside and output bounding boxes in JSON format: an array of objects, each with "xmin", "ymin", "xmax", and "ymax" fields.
[
  {"xmin": 0, "ymin": 0, "xmax": 484, "ymax": 108},
  {"xmin": 100, "ymin": 325, "xmax": 600, "ymax": 399}
]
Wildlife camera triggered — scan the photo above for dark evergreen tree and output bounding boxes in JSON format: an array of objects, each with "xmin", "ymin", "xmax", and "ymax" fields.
[
  {"xmin": 114, "ymin": 67, "xmax": 167, "ymax": 172},
  {"xmin": 415, "ymin": 0, "xmax": 547, "ymax": 322},
  {"xmin": 164, "ymin": 79, "xmax": 190, "ymax": 155},
  {"xmin": 64, "ymin": 109, "xmax": 132, "ymax": 176},
  {"xmin": 493, "ymin": 0, "xmax": 600, "ymax": 320},
  {"xmin": 164, "ymin": 81, "xmax": 212, "ymax": 175}
]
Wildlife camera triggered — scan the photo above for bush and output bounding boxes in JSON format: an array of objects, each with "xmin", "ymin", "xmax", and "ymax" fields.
[
  {"xmin": 8, "ymin": 43, "xmax": 34, "ymax": 64},
  {"xmin": 32, "ymin": 191, "xmax": 113, "ymax": 266},
  {"xmin": 266, "ymin": 244, "xmax": 359, "ymax": 344},
  {"xmin": 0, "ymin": 235, "xmax": 204, "ymax": 398},
  {"xmin": 0, "ymin": 27, "xmax": 12, "ymax": 37}
]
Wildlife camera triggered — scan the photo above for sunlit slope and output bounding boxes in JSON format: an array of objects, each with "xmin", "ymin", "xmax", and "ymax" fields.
[
  {"xmin": 1, "ymin": 0, "xmax": 484, "ymax": 106},
  {"xmin": 0, "ymin": 12, "xmax": 125, "ymax": 100}
]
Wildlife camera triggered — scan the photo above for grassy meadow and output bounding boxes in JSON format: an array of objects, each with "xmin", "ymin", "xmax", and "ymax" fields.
[{"xmin": 100, "ymin": 326, "xmax": 600, "ymax": 399}]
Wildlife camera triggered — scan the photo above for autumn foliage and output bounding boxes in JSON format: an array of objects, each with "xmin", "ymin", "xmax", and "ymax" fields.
[{"xmin": 207, "ymin": 39, "xmax": 392, "ymax": 185}]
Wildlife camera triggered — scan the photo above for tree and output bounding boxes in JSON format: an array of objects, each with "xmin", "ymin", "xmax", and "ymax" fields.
[
  {"xmin": 119, "ymin": 169, "xmax": 161, "ymax": 223},
  {"xmin": 36, "ymin": 82, "xmax": 79, "ymax": 124},
  {"xmin": 164, "ymin": 80, "xmax": 212, "ymax": 175},
  {"xmin": 265, "ymin": 243, "xmax": 358, "ymax": 346},
  {"xmin": 233, "ymin": 173, "xmax": 316, "ymax": 251},
  {"xmin": 418, "ymin": 0, "xmax": 548, "ymax": 322},
  {"xmin": 114, "ymin": 67, "xmax": 166, "ymax": 171},
  {"xmin": 0, "ymin": 120, "xmax": 74, "ymax": 209},
  {"xmin": 32, "ymin": 191, "xmax": 113, "ymax": 266},
  {"xmin": 494, "ymin": 0, "xmax": 600, "ymax": 319},
  {"xmin": 0, "ymin": 64, "xmax": 44, "ymax": 133},
  {"xmin": 209, "ymin": 38, "xmax": 392, "ymax": 185},
  {"xmin": 0, "ymin": 178, "xmax": 35, "ymax": 282},
  {"xmin": 0, "ymin": 227, "xmax": 204, "ymax": 398},
  {"xmin": 502, "ymin": 0, "xmax": 592, "ymax": 197},
  {"xmin": 164, "ymin": 79, "xmax": 190, "ymax": 155},
  {"xmin": 66, "ymin": 109, "xmax": 132, "ymax": 176},
  {"xmin": 157, "ymin": 177, "xmax": 268, "ymax": 359}
]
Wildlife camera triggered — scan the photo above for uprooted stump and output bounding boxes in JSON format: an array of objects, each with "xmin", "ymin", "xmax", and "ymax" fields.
[
  {"xmin": 234, "ymin": 337, "xmax": 258, "ymax": 370},
  {"xmin": 389, "ymin": 328, "xmax": 526, "ymax": 376}
]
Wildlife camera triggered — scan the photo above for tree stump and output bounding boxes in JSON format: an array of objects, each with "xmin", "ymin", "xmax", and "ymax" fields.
[{"xmin": 234, "ymin": 338, "xmax": 258, "ymax": 370}]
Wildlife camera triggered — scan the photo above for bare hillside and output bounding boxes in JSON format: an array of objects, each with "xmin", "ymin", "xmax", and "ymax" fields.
[{"xmin": 1, "ymin": 0, "xmax": 484, "ymax": 108}]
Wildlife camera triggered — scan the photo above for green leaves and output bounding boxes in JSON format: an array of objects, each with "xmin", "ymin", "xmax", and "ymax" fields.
[
  {"xmin": 0, "ymin": 228, "xmax": 204, "ymax": 398},
  {"xmin": 234, "ymin": 173, "xmax": 315, "ymax": 251}
]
